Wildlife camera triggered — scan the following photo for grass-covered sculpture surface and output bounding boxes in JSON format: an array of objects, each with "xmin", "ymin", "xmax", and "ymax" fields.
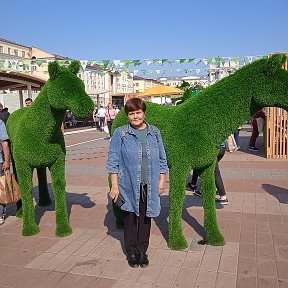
[
  {"xmin": 113, "ymin": 54, "xmax": 288, "ymax": 250},
  {"xmin": 6, "ymin": 61, "xmax": 94, "ymax": 237}
]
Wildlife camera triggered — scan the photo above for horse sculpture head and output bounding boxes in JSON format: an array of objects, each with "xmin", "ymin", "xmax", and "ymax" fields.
[
  {"xmin": 247, "ymin": 54, "xmax": 288, "ymax": 113},
  {"xmin": 46, "ymin": 60, "xmax": 94, "ymax": 118}
]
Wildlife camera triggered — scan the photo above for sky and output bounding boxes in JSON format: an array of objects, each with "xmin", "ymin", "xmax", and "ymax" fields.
[{"xmin": 1, "ymin": 0, "xmax": 288, "ymax": 61}]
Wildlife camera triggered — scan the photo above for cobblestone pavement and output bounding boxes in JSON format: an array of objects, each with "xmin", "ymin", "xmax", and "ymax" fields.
[{"xmin": 0, "ymin": 125, "xmax": 288, "ymax": 288}]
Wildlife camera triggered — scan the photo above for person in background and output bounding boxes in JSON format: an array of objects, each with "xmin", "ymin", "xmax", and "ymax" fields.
[
  {"xmin": 105, "ymin": 103, "xmax": 116, "ymax": 137},
  {"xmin": 106, "ymin": 98, "xmax": 168, "ymax": 268},
  {"xmin": 249, "ymin": 109, "xmax": 265, "ymax": 151},
  {"xmin": 187, "ymin": 140, "xmax": 228, "ymax": 205},
  {"xmin": 25, "ymin": 98, "xmax": 33, "ymax": 107},
  {"xmin": 97, "ymin": 105, "xmax": 106, "ymax": 131},
  {"xmin": 0, "ymin": 119, "xmax": 11, "ymax": 225},
  {"xmin": 0, "ymin": 104, "xmax": 10, "ymax": 124},
  {"xmin": 233, "ymin": 126, "xmax": 242, "ymax": 149},
  {"xmin": 114, "ymin": 105, "xmax": 120, "ymax": 114},
  {"xmin": 92, "ymin": 107, "xmax": 100, "ymax": 129}
]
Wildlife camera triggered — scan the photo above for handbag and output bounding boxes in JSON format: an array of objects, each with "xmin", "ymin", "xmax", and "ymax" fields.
[
  {"xmin": 0, "ymin": 170, "xmax": 21, "ymax": 205},
  {"xmin": 103, "ymin": 125, "xmax": 109, "ymax": 134},
  {"xmin": 256, "ymin": 117, "xmax": 264, "ymax": 133},
  {"xmin": 226, "ymin": 134, "xmax": 238, "ymax": 152}
]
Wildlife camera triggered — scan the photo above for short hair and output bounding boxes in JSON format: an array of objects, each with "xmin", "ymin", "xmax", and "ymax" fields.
[
  {"xmin": 25, "ymin": 98, "xmax": 33, "ymax": 102},
  {"xmin": 124, "ymin": 98, "xmax": 146, "ymax": 115}
]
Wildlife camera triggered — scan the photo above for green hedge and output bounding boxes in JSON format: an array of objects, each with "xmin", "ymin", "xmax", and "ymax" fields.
[
  {"xmin": 7, "ymin": 61, "xmax": 94, "ymax": 237},
  {"xmin": 112, "ymin": 54, "xmax": 288, "ymax": 249}
]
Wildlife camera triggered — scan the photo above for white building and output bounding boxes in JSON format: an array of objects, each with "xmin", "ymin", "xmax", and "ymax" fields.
[
  {"xmin": 208, "ymin": 60, "xmax": 241, "ymax": 84},
  {"xmin": 158, "ymin": 75, "xmax": 208, "ymax": 88}
]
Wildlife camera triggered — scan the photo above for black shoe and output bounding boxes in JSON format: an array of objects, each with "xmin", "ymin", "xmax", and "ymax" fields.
[
  {"xmin": 194, "ymin": 190, "xmax": 202, "ymax": 197},
  {"xmin": 215, "ymin": 198, "xmax": 229, "ymax": 205},
  {"xmin": 128, "ymin": 254, "xmax": 139, "ymax": 268},
  {"xmin": 186, "ymin": 183, "xmax": 197, "ymax": 192},
  {"xmin": 138, "ymin": 253, "xmax": 149, "ymax": 268},
  {"xmin": 249, "ymin": 146, "xmax": 259, "ymax": 151}
]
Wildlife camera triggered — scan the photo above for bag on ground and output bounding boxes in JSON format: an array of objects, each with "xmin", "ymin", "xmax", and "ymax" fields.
[{"xmin": 226, "ymin": 134, "xmax": 238, "ymax": 152}]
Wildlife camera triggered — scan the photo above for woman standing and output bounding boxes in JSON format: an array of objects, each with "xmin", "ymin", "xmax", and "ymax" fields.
[
  {"xmin": 105, "ymin": 103, "xmax": 116, "ymax": 137},
  {"xmin": 106, "ymin": 98, "xmax": 168, "ymax": 268}
]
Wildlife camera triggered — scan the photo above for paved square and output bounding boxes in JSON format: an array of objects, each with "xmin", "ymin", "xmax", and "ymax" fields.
[{"xmin": 1, "ymin": 125, "xmax": 288, "ymax": 287}]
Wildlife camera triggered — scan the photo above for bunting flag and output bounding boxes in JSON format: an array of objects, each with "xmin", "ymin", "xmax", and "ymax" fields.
[
  {"xmin": 247, "ymin": 56, "xmax": 253, "ymax": 64},
  {"xmin": 35, "ymin": 59, "xmax": 45, "ymax": 67},
  {"xmin": 80, "ymin": 60, "xmax": 88, "ymax": 70},
  {"xmin": 0, "ymin": 60, "xmax": 5, "ymax": 69},
  {"xmin": 101, "ymin": 60, "xmax": 110, "ymax": 68},
  {"xmin": 0, "ymin": 54, "xmax": 268, "ymax": 77},
  {"xmin": 132, "ymin": 60, "xmax": 142, "ymax": 66}
]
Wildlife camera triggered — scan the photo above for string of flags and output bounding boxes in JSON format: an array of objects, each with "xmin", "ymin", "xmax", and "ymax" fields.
[{"xmin": 0, "ymin": 55, "xmax": 268, "ymax": 76}]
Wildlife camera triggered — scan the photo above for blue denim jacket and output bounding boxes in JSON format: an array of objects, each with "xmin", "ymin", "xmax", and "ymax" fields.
[{"xmin": 106, "ymin": 123, "xmax": 168, "ymax": 217}]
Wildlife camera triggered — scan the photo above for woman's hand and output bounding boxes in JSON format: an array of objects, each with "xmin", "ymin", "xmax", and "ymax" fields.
[
  {"xmin": 158, "ymin": 174, "xmax": 166, "ymax": 195},
  {"xmin": 109, "ymin": 186, "xmax": 120, "ymax": 202},
  {"xmin": 2, "ymin": 160, "xmax": 10, "ymax": 171}
]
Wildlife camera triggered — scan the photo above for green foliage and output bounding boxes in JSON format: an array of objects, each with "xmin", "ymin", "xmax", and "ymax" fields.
[
  {"xmin": 67, "ymin": 61, "xmax": 81, "ymax": 74},
  {"xmin": 172, "ymin": 80, "xmax": 202, "ymax": 105},
  {"xmin": 6, "ymin": 61, "xmax": 94, "ymax": 237},
  {"xmin": 112, "ymin": 54, "xmax": 288, "ymax": 249}
]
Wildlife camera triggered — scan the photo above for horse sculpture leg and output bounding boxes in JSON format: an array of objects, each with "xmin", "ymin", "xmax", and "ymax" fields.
[
  {"xmin": 37, "ymin": 167, "xmax": 52, "ymax": 206},
  {"xmin": 16, "ymin": 163, "xmax": 40, "ymax": 236},
  {"xmin": 49, "ymin": 153, "xmax": 72, "ymax": 237},
  {"xmin": 168, "ymin": 168, "xmax": 188, "ymax": 250},
  {"xmin": 200, "ymin": 162, "xmax": 225, "ymax": 246}
]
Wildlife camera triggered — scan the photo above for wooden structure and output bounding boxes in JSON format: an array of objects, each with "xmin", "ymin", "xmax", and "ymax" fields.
[{"xmin": 265, "ymin": 53, "xmax": 288, "ymax": 158}]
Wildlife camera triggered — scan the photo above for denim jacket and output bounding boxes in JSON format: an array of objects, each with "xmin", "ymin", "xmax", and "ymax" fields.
[{"xmin": 106, "ymin": 123, "xmax": 168, "ymax": 217}]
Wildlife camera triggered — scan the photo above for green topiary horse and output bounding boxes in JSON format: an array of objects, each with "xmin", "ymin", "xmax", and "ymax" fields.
[
  {"xmin": 112, "ymin": 54, "xmax": 288, "ymax": 250},
  {"xmin": 6, "ymin": 61, "xmax": 94, "ymax": 237}
]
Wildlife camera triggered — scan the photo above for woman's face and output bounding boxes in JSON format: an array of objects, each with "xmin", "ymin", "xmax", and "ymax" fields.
[{"xmin": 127, "ymin": 109, "xmax": 146, "ymax": 128}]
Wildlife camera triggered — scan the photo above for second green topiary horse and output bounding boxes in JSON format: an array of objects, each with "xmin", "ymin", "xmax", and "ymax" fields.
[
  {"xmin": 7, "ymin": 61, "xmax": 94, "ymax": 237},
  {"xmin": 113, "ymin": 54, "xmax": 288, "ymax": 250}
]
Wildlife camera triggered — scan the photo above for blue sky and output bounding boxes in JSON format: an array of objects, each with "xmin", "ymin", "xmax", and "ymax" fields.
[{"xmin": 1, "ymin": 0, "xmax": 288, "ymax": 61}]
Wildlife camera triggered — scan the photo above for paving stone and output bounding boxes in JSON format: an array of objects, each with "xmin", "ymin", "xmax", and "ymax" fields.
[
  {"xmin": 155, "ymin": 266, "xmax": 180, "ymax": 287},
  {"xmin": 215, "ymin": 272, "xmax": 236, "ymax": 288},
  {"xmin": 174, "ymin": 267, "xmax": 198, "ymax": 288},
  {"xmin": 194, "ymin": 270, "xmax": 217, "ymax": 288},
  {"xmin": 2, "ymin": 128, "xmax": 288, "ymax": 287},
  {"xmin": 136, "ymin": 264, "xmax": 163, "ymax": 284},
  {"xmin": 199, "ymin": 253, "xmax": 221, "ymax": 272}
]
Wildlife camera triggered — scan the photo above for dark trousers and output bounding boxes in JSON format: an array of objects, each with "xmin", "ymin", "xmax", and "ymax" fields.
[
  {"xmin": 107, "ymin": 120, "xmax": 113, "ymax": 137},
  {"xmin": 249, "ymin": 120, "xmax": 259, "ymax": 147},
  {"xmin": 99, "ymin": 117, "xmax": 105, "ymax": 129},
  {"xmin": 234, "ymin": 129, "xmax": 240, "ymax": 147},
  {"xmin": 191, "ymin": 146, "xmax": 226, "ymax": 197},
  {"xmin": 123, "ymin": 185, "xmax": 151, "ymax": 255}
]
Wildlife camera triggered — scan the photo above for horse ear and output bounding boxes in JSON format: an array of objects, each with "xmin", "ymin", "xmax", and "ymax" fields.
[
  {"xmin": 265, "ymin": 54, "xmax": 287, "ymax": 75},
  {"xmin": 48, "ymin": 61, "xmax": 61, "ymax": 80},
  {"xmin": 68, "ymin": 61, "xmax": 81, "ymax": 75}
]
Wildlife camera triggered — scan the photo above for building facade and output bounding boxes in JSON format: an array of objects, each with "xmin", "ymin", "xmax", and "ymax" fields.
[
  {"xmin": 133, "ymin": 76, "xmax": 161, "ymax": 93},
  {"xmin": 0, "ymin": 38, "xmax": 116, "ymax": 110},
  {"xmin": 158, "ymin": 75, "xmax": 208, "ymax": 88}
]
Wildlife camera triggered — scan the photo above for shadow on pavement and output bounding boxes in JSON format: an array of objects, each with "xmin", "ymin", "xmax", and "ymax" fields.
[
  {"xmin": 103, "ymin": 193, "xmax": 229, "ymax": 248},
  {"xmin": 262, "ymin": 183, "xmax": 288, "ymax": 204}
]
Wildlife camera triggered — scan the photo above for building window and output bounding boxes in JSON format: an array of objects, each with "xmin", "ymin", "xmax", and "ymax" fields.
[
  {"xmin": 31, "ymin": 65, "xmax": 37, "ymax": 71},
  {"xmin": 22, "ymin": 51, "xmax": 26, "ymax": 57},
  {"xmin": 0, "ymin": 46, "xmax": 3, "ymax": 53},
  {"xmin": 8, "ymin": 48, "xmax": 11, "ymax": 55},
  {"xmin": 14, "ymin": 49, "xmax": 18, "ymax": 56}
]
